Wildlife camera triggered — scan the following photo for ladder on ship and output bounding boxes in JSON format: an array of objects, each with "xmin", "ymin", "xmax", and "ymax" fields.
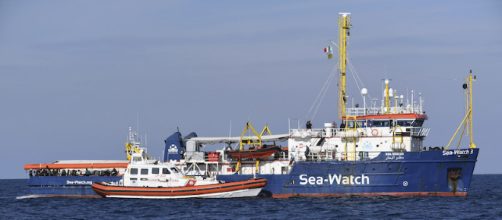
[
  {"xmin": 343, "ymin": 116, "xmax": 358, "ymax": 161},
  {"xmin": 391, "ymin": 125, "xmax": 405, "ymax": 152}
]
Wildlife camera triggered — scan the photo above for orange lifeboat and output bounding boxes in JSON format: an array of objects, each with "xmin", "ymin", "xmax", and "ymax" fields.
[
  {"xmin": 92, "ymin": 178, "xmax": 267, "ymax": 199},
  {"xmin": 225, "ymin": 146, "xmax": 281, "ymax": 160}
]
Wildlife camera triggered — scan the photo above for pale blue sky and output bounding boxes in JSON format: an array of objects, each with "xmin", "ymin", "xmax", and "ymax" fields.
[{"xmin": 1, "ymin": 1, "xmax": 501, "ymax": 178}]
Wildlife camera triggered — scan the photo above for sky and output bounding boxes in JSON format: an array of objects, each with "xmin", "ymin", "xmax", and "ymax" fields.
[{"xmin": 1, "ymin": 0, "xmax": 501, "ymax": 179}]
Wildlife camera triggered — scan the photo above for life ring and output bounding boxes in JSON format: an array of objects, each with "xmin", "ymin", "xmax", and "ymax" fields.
[
  {"xmin": 371, "ymin": 129, "xmax": 379, "ymax": 136},
  {"xmin": 185, "ymin": 179, "xmax": 197, "ymax": 186}
]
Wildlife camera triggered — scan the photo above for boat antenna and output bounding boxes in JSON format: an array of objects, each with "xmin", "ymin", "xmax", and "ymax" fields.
[
  {"xmin": 229, "ymin": 120, "xmax": 232, "ymax": 138},
  {"xmin": 145, "ymin": 133, "xmax": 148, "ymax": 148},
  {"xmin": 136, "ymin": 112, "xmax": 140, "ymax": 135}
]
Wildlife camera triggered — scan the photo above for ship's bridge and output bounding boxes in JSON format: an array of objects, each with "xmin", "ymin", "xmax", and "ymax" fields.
[
  {"xmin": 289, "ymin": 108, "xmax": 431, "ymax": 161},
  {"xmin": 345, "ymin": 105, "xmax": 424, "ymax": 117},
  {"xmin": 342, "ymin": 105, "xmax": 428, "ymax": 130}
]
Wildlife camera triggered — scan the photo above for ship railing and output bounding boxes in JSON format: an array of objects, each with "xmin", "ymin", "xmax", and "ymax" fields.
[
  {"xmin": 289, "ymin": 128, "xmax": 364, "ymax": 138},
  {"xmin": 290, "ymin": 128, "xmax": 352, "ymax": 138},
  {"xmin": 345, "ymin": 106, "xmax": 423, "ymax": 116},
  {"xmin": 290, "ymin": 128, "xmax": 326, "ymax": 138},
  {"xmin": 305, "ymin": 151, "xmax": 384, "ymax": 162},
  {"xmin": 409, "ymin": 127, "xmax": 430, "ymax": 137},
  {"xmin": 291, "ymin": 127, "xmax": 429, "ymax": 138},
  {"xmin": 345, "ymin": 107, "xmax": 380, "ymax": 116}
]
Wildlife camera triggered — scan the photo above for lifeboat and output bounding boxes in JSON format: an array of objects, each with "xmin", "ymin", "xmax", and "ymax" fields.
[
  {"xmin": 92, "ymin": 178, "xmax": 267, "ymax": 199},
  {"xmin": 91, "ymin": 145, "xmax": 266, "ymax": 199},
  {"xmin": 226, "ymin": 146, "xmax": 281, "ymax": 160}
]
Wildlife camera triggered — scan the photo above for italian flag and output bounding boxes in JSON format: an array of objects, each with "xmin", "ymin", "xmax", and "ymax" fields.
[{"xmin": 323, "ymin": 46, "xmax": 334, "ymax": 59}]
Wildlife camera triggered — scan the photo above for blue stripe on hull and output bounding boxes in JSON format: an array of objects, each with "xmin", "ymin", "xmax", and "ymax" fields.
[
  {"xmin": 27, "ymin": 176, "xmax": 121, "ymax": 197},
  {"xmin": 28, "ymin": 186, "xmax": 100, "ymax": 197},
  {"xmin": 217, "ymin": 149, "xmax": 478, "ymax": 197}
]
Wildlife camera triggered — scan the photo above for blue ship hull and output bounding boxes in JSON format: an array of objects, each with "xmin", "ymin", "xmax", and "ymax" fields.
[
  {"xmin": 217, "ymin": 149, "xmax": 478, "ymax": 198},
  {"xmin": 26, "ymin": 176, "xmax": 122, "ymax": 198},
  {"xmin": 25, "ymin": 149, "xmax": 478, "ymax": 198}
]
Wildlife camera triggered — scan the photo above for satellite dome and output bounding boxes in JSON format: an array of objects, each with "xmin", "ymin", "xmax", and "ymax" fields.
[{"xmin": 361, "ymin": 88, "xmax": 368, "ymax": 96}]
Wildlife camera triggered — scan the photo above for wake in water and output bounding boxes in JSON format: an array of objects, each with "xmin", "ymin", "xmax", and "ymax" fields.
[{"xmin": 16, "ymin": 194, "xmax": 47, "ymax": 200}]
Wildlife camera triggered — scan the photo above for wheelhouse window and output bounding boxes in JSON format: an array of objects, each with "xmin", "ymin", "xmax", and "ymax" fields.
[
  {"xmin": 412, "ymin": 120, "xmax": 424, "ymax": 127},
  {"xmin": 140, "ymin": 168, "xmax": 148, "ymax": 175},
  {"xmin": 397, "ymin": 120, "xmax": 413, "ymax": 127},
  {"xmin": 133, "ymin": 157, "xmax": 142, "ymax": 162},
  {"xmin": 152, "ymin": 168, "xmax": 160, "ymax": 174},
  {"xmin": 130, "ymin": 168, "xmax": 138, "ymax": 175},
  {"xmin": 162, "ymin": 168, "xmax": 170, "ymax": 174},
  {"xmin": 346, "ymin": 121, "xmax": 365, "ymax": 128},
  {"xmin": 370, "ymin": 120, "xmax": 390, "ymax": 127},
  {"xmin": 170, "ymin": 167, "xmax": 180, "ymax": 173}
]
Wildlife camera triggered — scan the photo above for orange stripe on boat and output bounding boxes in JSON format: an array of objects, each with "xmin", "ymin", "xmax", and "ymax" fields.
[
  {"xmin": 92, "ymin": 178, "xmax": 267, "ymax": 197},
  {"xmin": 342, "ymin": 113, "xmax": 427, "ymax": 120},
  {"xmin": 23, "ymin": 163, "xmax": 128, "ymax": 170}
]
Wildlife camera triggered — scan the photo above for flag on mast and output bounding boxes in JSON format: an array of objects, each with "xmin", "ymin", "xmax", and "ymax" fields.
[{"xmin": 323, "ymin": 46, "xmax": 334, "ymax": 59}]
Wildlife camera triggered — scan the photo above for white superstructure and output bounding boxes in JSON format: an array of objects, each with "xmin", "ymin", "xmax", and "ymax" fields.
[{"xmin": 176, "ymin": 12, "xmax": 434, "ymax": 177}]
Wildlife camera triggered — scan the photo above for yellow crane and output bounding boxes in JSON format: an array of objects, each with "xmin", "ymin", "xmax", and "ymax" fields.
[{"xmin": 234, "ymin": 122, "xmax": 273, "ymax": 174}]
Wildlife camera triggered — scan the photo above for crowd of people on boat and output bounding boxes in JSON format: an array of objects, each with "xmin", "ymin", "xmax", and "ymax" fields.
[{"xmin": 29, "ymin": 168, "xmax": 119, "ymax": 177}]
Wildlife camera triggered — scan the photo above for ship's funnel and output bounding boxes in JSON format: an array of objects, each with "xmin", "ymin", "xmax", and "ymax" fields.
[{"xmin": 164, "ymin": 132, "xmax": 184, "ymax": 162}]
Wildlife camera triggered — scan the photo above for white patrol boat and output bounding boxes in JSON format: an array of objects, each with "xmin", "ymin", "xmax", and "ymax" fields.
[{"xmin": 92, "ymin": 147, "xmax": 266, "ymax": 199}]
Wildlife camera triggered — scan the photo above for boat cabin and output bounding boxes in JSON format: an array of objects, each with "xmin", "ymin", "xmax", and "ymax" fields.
[{"xmin": 122, "ymin": 148, "xmax": 210, "ymax": 187}]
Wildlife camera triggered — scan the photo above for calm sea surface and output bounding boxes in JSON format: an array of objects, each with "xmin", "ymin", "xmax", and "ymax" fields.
[{"xmin": 1, "ymin": 175, "xmax": 501, "ymax": 219}]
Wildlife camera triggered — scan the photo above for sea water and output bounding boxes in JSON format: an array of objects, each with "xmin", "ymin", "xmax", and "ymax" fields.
[{"xmin": 1, "ymin": 175, "xmax": 501, "ymax": 219}]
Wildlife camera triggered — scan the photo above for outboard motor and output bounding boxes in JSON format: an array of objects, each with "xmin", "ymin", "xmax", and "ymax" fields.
[{"xmin": 164, "ymin": 132, "xmax": 184, "ymax": 162}]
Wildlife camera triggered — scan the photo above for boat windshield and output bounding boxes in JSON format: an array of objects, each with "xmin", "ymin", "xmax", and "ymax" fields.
[{"xmin": 133, "ymin": 157, "xmax": 142, "ymax": 162}]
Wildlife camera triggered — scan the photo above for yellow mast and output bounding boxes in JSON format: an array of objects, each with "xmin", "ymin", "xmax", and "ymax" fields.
[
  {"xmin": 445, "ymin": 70, "xmax": 476, "ymax": 149},
  {"xmin": 394, "ymin": 89, "xmax": 399, "ymax": 113},
  {"xmin": 338, "ymin": 12, "xmax": 351, "ymax": 119},
  {"xmin": 384, "ymin": 79, "xmax": 390, "ymax": 113},
  {"xmin": 468, "ymin": 70, "xmax": 476, "ymax": 149}
]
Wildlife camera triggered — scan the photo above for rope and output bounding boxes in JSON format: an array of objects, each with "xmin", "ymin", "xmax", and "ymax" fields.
[
  {"xmin": 347, "ymin": 53, "xmax": 372, "ymax": 100},
  {"xmin": 305, "ymin": 64, "xmax": 337, "ymax": 121},
  {"xmin": 305, "ymin": 39, "xmax": 371, "ymax": 121},
  {"xmin": 332, "ymin": 43, "xmax": 371, "ymax": 101},
  {"xmin": 305, "ymin": 73, "xmax": 330, "ymax": 118},
  {"xmin": 311, "ymin": 71, "xmax": 335, "ymax": 120}
]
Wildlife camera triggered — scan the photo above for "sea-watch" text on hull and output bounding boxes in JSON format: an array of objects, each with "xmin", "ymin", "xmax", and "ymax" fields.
[{"xmin": 299, "ymin": 174, "xmax": 370, "ymax": 185}]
